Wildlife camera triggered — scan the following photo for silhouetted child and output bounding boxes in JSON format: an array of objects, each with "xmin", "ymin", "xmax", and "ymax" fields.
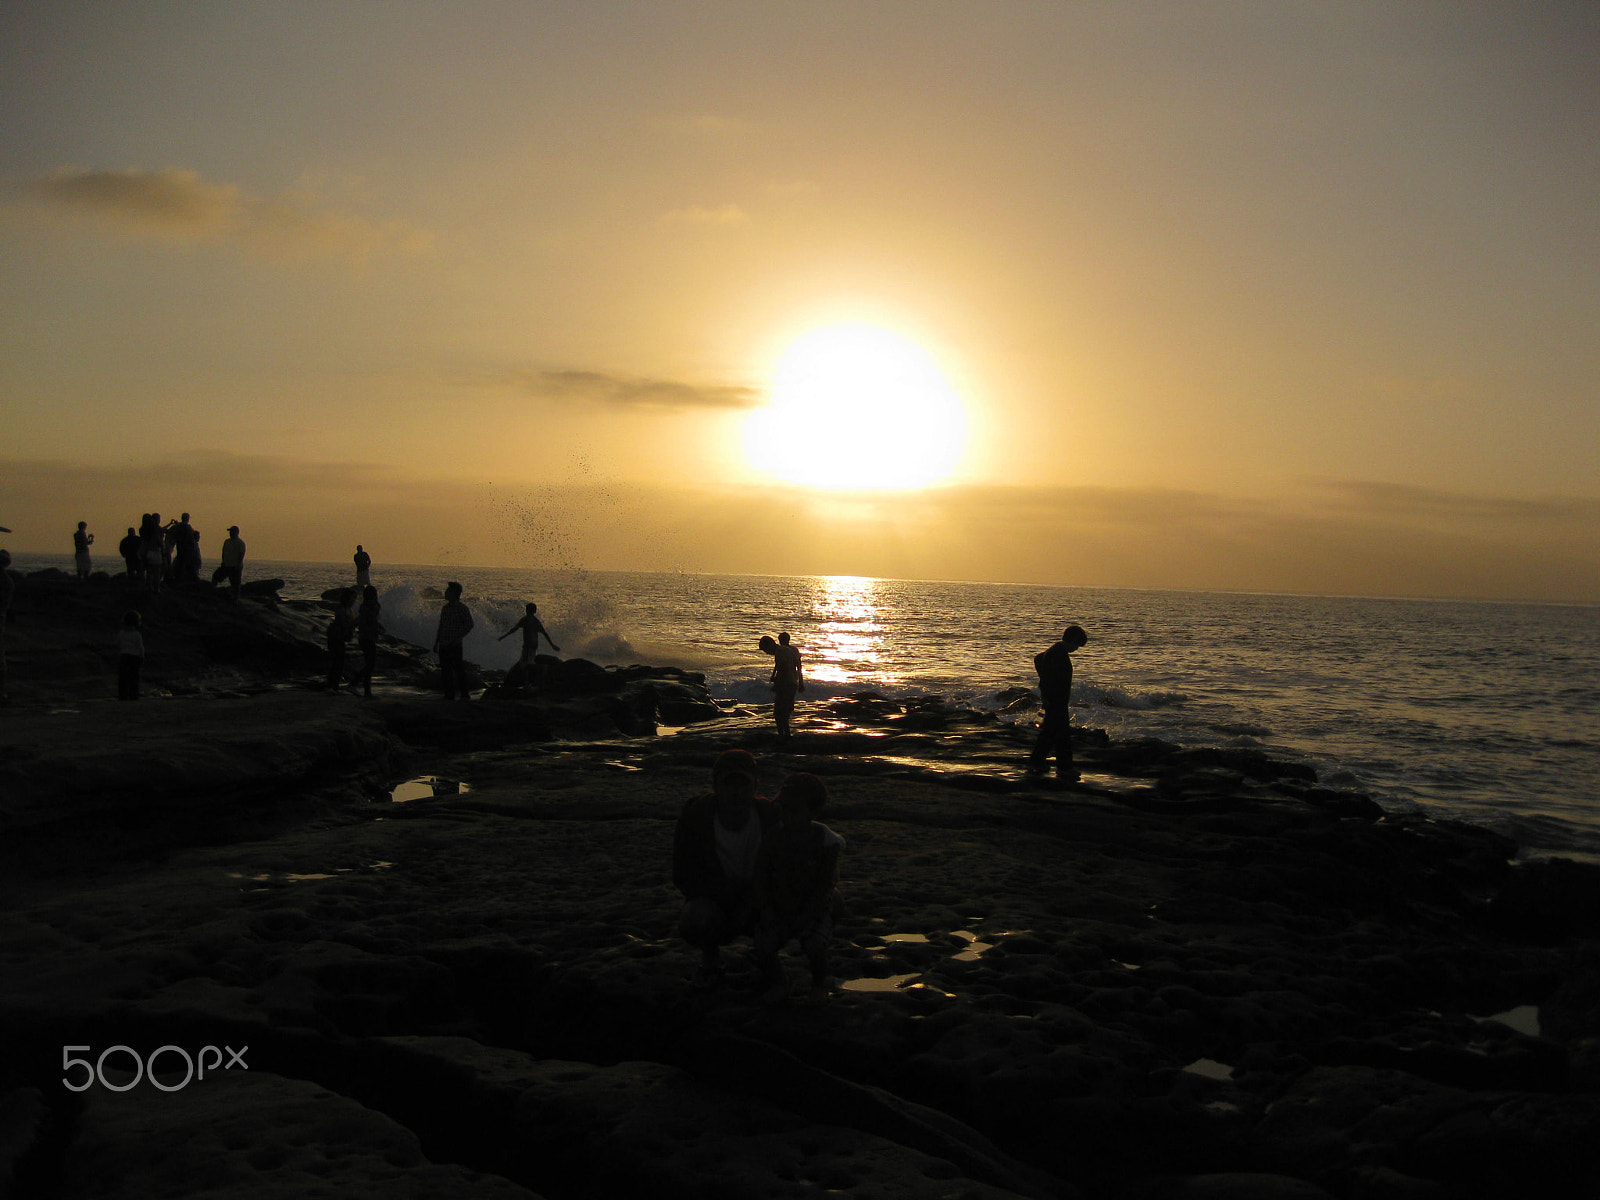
[
  {"xmin": 498, "ymin": 602, "xmax": 560, "ymax": 687},
  {"xmin": 753, "ymin": 772, "xmax": 844, "ymax": 1005},
  {"xmin": 118, "ymin": 610, "xmax": 144, "ymax": 700},
  {"xmin": 351, "ymin": 585, "xmax": 383, "ymax": 698},
  {"xmin": 325, "ymin": 589, "xmax": 356, "ymax": 691}
]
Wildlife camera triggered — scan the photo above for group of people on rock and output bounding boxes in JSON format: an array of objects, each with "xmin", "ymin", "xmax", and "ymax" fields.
[{"xmin": 71, "ymin": 515, "xmax": 248, "ymax": 599}]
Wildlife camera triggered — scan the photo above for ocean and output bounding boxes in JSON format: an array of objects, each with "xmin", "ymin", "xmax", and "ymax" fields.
[{"xmin": 12, "ymin": 552, "xmax": 1598, "ymax": 863}]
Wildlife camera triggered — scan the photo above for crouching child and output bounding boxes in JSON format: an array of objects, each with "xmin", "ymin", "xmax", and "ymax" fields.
[{"xmin": 754, "ymin": 773, "xmax": 844, "ymax": 1005}]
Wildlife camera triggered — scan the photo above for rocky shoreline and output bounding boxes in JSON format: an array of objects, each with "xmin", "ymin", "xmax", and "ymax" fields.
[{"xmin": 2, "ymin": 570, "xmax": 1598, "ymax": 1199}]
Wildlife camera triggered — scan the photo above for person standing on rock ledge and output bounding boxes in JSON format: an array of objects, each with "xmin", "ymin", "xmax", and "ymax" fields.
[
  {"xmin": 353, "ymin": 545, "xmax": 372, "ymax": 589},
  {"xmin": 212, "ymin": 526, "xmax": 246, "ymax": 600},
  {"xmin": 1028, "ymin": 624, "xmax": 1089, "ymax": 781},
  {"xmin": 0, "ymin": 549, "xmax": 13, "ymax": 703},
  {"xmin": 432, "ymin": 581, "xmax": 475, "ymax": 701},
  {"xmin": 498, "ymin": 602, "xmax": 560, "ymax": 689},
  {"xmin": 73, "ymin": 521, "xmax": 94, "ymax": 580},
  {"xmin": 673, "ymin": 748, "xmax": 780, "ymax": 987}
]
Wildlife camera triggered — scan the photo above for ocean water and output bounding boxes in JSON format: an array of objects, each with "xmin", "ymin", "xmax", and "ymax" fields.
[{"xmin": 13, "ymin": 553, "xmax": 1598, "ymax": 863}]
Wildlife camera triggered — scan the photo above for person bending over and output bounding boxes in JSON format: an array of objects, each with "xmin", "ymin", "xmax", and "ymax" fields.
[{"xmin": 1028, "ymin": 624, "xmax": 1089, "ymax": 780}]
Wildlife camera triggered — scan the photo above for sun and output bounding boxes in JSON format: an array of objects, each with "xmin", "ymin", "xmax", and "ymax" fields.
[{"xmin": 742, "ymin": 323, "xmax": 969, "ymax": 489}]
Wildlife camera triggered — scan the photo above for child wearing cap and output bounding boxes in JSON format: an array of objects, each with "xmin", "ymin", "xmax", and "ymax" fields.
[{"xmin": 753, "ymin": 772, "xmax": 844, "ymax": 1004}]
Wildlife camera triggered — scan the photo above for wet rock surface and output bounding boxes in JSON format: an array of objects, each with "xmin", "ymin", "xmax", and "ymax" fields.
[{"xmin": 2, "ymin": 572, "xmax": 1598, "ymax": 1198}]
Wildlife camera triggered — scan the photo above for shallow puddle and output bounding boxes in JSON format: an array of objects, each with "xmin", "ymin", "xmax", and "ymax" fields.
[
  {"xmin": 1182, "ymin": 1058, "xmax": 1235, "ymax": 1081},
  {"xmin": 229, "ymin": 861, "xmax": 393, "ymax": 885},
  {"xmin": 390, "ymin": 777, "xmax": 471, "ymax": 802},
  {"xmin": 1474, "ymin": 1004, "xmax": 1541, "ymax": 1038}
]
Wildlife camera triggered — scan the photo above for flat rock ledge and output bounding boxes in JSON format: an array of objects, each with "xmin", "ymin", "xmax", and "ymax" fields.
[{"xmin": 2, "ymin": 571, "xmax": 1599, "ymax": 1199}]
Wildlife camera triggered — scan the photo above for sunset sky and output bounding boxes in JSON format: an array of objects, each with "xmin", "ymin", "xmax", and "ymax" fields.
[{"xmin": 3, "ymin": 2, "xmax": 1596, "ymax": 601}]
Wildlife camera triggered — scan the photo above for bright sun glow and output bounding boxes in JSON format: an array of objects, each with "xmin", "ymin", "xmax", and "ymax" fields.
[{"xmin": 742, "ymin": 323, "xmax": 968, "ymax": 489}]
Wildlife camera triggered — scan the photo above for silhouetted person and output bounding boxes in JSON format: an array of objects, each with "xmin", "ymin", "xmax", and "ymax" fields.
[
  {"xmin": 353, "ymin": 545, "xmax": 372, "ymax": 588},
  {"xmin": 73, "ymin": 522, "xmax": 94, "ymax": 580},
  {"xmin": 212, "ymin": 526, "xmax": 246, "ymax": 600},
  {"xmin": 753, "ymin": 773, "xmax": 843, "ymax": 1006},
  {"xmin": 160, "ymin": 516, "xmax": 178, "ymax": 580},
  {"xmin": 119, "ymin": 527, "xmax": 142, "ymax": 583},
  {"xmin": 432, "ymin": 582, "xmax": 474, "ymax": 700},
  {"xmin": 760, "ymin": 631, "xmax": 805, "ymax": 737},
  {"xmin": 141, "ymin": 514, "xmax": 164, "ymax": 595},
  {"xmin": 173, "ymin": 513, "xmax": 199, "ymax": 582},
  {"xmin": 325, "ymin": 589, "xmax": 356, "ymax": 691},
  {"xmin": 498, "ymin": 602, "xmax": 560, "ymax": 688},
  {"xmin": 351, "ymin": 585, "xmax": 383, "ymax": 698},
  {"xmin": 1028, "ymin": 624, "xmax": 1089, "ymax": 780},
  {"xmin": 0, "ymin": 549, "xmax": 13, "ymax": 703},
  {"xmin": 118, "ymin": 610, "xmax": 144, "ymax": 700},
  {"xmin": 673, "ymin": 749, "xmax": 780, "ymax": 986}
]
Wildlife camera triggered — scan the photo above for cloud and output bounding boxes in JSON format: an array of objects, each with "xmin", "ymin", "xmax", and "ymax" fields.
[
  {"xmin": 4, "ymin": 167, "xmax": 434, "ymax": 264},
  {"xmin": 658, "ymin": 202, "xmax": 749, "ymax": 225},
  {"xmin": 503, "ymin": 368, "xmax": 762, "ymax": 410},
  {"xmin": 1311, "ymin": 480, "xmax": 1600, "ymax": 524},
  {"xmin": 4, "ymin": 458, "xmax": 1593, "ymax": 601}
]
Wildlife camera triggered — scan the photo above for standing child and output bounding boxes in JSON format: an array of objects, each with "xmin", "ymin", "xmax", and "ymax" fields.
[
  {"xmin": 350, "ymin": 585, "xmax": 383, "ymax": 698},
  {"xmin": 325, "ymin": 589, "xmax": 356, "ymax": 691},
  {"xmin": 753, "ymin": 772, "xmax": 844, "ymax": 1005},
  {"xmin": 117, "ymin": 610, "xmax": 144, "ymax": 700},
  {"xmin": 498, "ymin": 602, "xmax": 560, "ymax": 688}
]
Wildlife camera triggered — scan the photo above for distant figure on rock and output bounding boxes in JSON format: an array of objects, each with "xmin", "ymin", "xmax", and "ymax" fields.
[
  {"xmin": 173, "ymin": 513, "xmax": 200, "ymax": 583},
  {"xmin": 1028, "ymin": 624, "xmax": 1089, "ymax": 781},
  {"xmin": 73, "ymin": 522, "xmax": 94, "ymax": 580},
  {"xmin": 432, "ymin": 582, "xmax": 474, "ymax": 701},
  {"xmin": 498, "ymin": 602, "xmax": 560, "ymax": 688},
  {"xmin": 350, "ymin": 585, "xmax": 383, "ymax": 698},
  {"xmin": 117, "ymin": 610, "xmax": 144, "ymax": 701},
  {"xmin": 119, "ymin": 527, "xmax": 143, "ymax": 584},
  {"xmin": 673, "ymin": 749, "xmax": 779, "ymax": 987},
  {"xmin": 0, "ymin": 549, "xmax": 13, "ymax": 703},
  {"xmin": 325, "ymin": 589, "xmax": 356, "ymax": 692},
  {"xmin": 753, "ymin": 772, "xmax": 843, "ymax": 1006},
  {"xmin": 141, "ymin": 514, "xmax": 165, "ymax": 595},
  {"xmin": 759, "ymin": 631, "xmax": 805, "ymax": 737},
  {"xmin": 353, "ymin": 545, "xmax": 372, "ymax": 589},
  {"xmin": 212, "ymin": 526, "xmax": 246, "ymax": 600}
]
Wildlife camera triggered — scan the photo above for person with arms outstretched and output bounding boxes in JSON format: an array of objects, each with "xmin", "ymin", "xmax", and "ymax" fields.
[{"xmin": 498, "ymin": 601, "xmax": 560, "ymax": 688}]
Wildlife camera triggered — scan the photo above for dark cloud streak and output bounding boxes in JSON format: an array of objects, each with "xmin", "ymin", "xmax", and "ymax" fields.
[{"xmin": 504, "ymin": 368, "xmax": 761, "ymax": 410}]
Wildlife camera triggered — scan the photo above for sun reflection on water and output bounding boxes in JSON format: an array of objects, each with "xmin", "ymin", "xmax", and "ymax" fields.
[{"xmin": 804, "ymin": 575, "xmax": 897, "ymax": 687}]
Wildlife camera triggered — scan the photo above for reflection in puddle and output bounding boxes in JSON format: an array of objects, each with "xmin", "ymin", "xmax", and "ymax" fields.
[
  {"xmin": 229, "ymin": 862, "xmax": 393, "ymax": 885},
  {"xmin": 838, "ymin": 974, "xmax": 956, "ymax": 998},
  {"xmin": 1474, "ymin": 1005, "xmax": 1541, "ymax": 1038},
  {"xmin": 949, "ymin": 930, "xmax": 994, "ymax": 961},
  {"xmin": 390, "ymin": 777, "xmax": 471, "ymax": 802}
]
